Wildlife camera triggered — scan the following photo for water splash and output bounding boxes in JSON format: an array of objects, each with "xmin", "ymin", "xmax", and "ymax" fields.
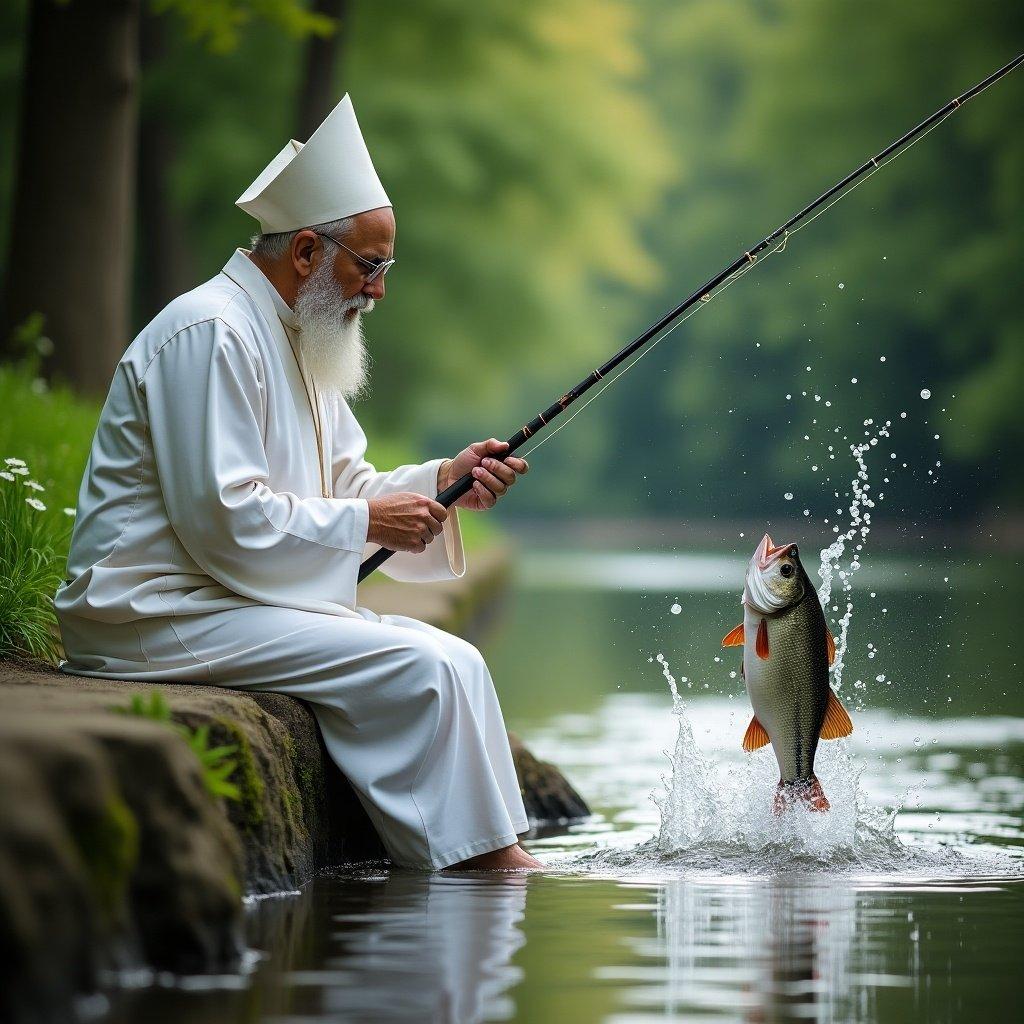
[
  {"xmin": 646, "ymin": 670, "xmax": 903, "ymax": 871},
  {"xmin": 817, "ymin": 418, "xmax": 890, "ymax": 689}
]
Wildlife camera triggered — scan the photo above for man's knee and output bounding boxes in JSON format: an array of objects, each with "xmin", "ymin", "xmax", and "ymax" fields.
[
  {"xmin": 390, "ymin": 633, "xmax": 459, "ymax": 691},
  {"xmin": 429, "ymin": 629, "xmax": 487, "ymax": 675}
]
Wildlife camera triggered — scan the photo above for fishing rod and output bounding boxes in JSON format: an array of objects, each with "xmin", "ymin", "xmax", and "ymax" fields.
[{"xmin": 359, "ymin": 52, "xmax": 1023, "ymax": 583}]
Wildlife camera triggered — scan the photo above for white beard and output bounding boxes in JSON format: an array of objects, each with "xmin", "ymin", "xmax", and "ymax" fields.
[{"xmin": 293, "ymin": 254, "xmax": 374, "ymax": 401}]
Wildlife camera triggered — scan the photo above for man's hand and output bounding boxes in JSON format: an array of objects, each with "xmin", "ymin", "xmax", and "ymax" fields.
[
  {"xmin": 439, "ymin": 438, "xmax": 530, "ymax": 511},
  {"xmin": 367, "ymin": 492, "xmax": 448, "ymax": 552}
]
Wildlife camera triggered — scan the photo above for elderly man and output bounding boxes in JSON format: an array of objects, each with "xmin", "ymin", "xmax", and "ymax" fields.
[{"xmin": 55, "ymin": 96, "xmax": 540, "ymax": 871}]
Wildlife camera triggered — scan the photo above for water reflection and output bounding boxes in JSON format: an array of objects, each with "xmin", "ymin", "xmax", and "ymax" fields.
[
  {"xmin": 658, "ymin": 878, "xmax": 862, "ymax": 1022},
  {"xmin": 310, "ymin": 873, "xmax": 526, "ymax": 1023}
]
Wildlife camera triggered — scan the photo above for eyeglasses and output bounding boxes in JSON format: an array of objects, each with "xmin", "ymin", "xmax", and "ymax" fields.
[{"xmin": 314, "ymin": 231, "xmax": 395, "ymax": 283}]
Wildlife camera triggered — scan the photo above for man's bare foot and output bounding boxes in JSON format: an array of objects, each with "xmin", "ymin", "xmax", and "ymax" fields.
[{"xmin": 446, "ymin": 842, "xmax": 542, "ymax": 871}]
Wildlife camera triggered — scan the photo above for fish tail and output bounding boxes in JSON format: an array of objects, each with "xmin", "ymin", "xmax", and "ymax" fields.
[{"xmin": 773, "ymin": 776, "xmax": 830, "ymax": 814}]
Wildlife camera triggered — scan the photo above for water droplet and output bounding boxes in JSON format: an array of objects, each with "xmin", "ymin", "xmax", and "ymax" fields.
[
  {"xmin": 670, "ymin": 602, "xmax": 682, "ymax": 615},
  {"xmin": 920, "ymin": 388, "xmax": 931, "ymax": 400},
  {"xmin": 803, "ymin": 509, "xmax": 810, "ymax": 516},
  {"xmin": 880, "ymin": 355, "xmax": 887, "ymax": 362},
  {"xmin": 784, "ymin": 492, "xmax": 794, "ymax": 501},
  {"xmin": 838, "ymin": 282, "xmax": 845, "ymax": 289}
]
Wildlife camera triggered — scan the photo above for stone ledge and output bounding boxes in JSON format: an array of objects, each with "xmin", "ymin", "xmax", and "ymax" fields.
[{"xmin": 0, "ymin": 549, "xmax": 589, "ymax": 1020}]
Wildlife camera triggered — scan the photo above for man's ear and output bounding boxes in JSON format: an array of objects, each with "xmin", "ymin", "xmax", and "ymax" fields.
[{"xmin": 291, "ymin": 230, "xmax": 319, "ymax": 278}]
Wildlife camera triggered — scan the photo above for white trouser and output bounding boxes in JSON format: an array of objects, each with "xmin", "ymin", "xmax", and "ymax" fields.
[{"xmin": 59, "ymin": 604, "xmax": 529, "ymax": 869}]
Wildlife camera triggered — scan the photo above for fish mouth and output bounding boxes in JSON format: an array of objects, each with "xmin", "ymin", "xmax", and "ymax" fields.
[{"xmin": 755, "ymin": 533, "xmax": 797, "ymax": 570}]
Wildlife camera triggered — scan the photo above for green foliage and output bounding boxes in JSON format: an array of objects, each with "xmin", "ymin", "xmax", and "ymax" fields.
[
  {"xmin": 0, "ymin": 320, "xmax": 101, "ymax": 515},
  {"xmin": 0, "ymin": 319, "xmax": 96, "ymax": 662},
  {"xmin": 0, "ymin": 451, "xmax": 72, "ymax": 662},
  {"xmin": 212, "ymin": 715, "xmax": 266, "ymax": 828},
  {"xmin": 154, "ymin": 0, "xmax": 334, "ymax": 54},
  {"xmin": 71, "ymin": 795, "xmax": 139, "ymax": 923},
  {"xmin": 113, "ymin": 691, "xmax": 243, "ymax": 802},
  {"xmin": 502, "ymin": 0, "xmax": 1024, "ymax": 522},
  {"xmin": 139, "ymin": 0, "xmax": 671, "ymax": 439}
]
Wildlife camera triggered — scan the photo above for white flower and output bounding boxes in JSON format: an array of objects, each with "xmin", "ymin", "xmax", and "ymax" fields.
[
  {"xmin": 4, "ymin": 457, "xmax": 26, "ymax": 467},
  {"xmin": 63, "ymin": 507, "xmax": 76, "ymax": 517},
  {"xmin": 0, "ymin": 471, "xmax": 14, "ymax": 482},
  {"xmin": 24, "ymin": 480, "xmax": 45, "ymax": 492},
  {"xmin": 25, "ymin": 497, "xmax": 47, "ymax": 512},
  {"xmin": 10, "ymin": 466, "xmax": 29, "ymax": 475}
]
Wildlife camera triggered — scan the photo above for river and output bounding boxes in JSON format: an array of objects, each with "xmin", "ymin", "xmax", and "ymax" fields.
[{"xmin": 100, "ymin": 545, "xmax": 1024, "ymax": 1023}]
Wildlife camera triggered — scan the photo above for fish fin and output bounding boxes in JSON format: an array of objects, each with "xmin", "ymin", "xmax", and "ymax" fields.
[
  {"xmin": 742, "ymin": 716, "xmax": 771, "ymax": 752},
  {"xmin": 820, "ymin": 690, "xmax": 853, "ymax": 740},
  {"xmin": 825, "ymin": 626, "xmax": 836, "ymax": 666},
  {"xmin": 774, "ymin": 777, "xmax": 830, "ymax": 814},
  {"xmin": 722, "ymin": 623, "xmax": 745, "ymax": 647},
  {"xmin": 755, "ymin": 618, "xmax": 770, "ymax": 660}
]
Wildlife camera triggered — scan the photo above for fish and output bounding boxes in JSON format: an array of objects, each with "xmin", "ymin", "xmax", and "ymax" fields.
[{"xmin": 722, "ymin": 534, "xmax": 853, "ymax": 812}]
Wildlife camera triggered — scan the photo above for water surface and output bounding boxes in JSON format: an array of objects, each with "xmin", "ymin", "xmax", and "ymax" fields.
[{"xmin": 101, "ymin": 548, "xmax": 1024, "ymax": 1023}]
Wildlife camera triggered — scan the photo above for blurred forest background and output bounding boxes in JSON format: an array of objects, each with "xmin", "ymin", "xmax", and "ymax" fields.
[{"xmin": 1, "ymin": 0, "xmax": 1022, "ymax": 539}]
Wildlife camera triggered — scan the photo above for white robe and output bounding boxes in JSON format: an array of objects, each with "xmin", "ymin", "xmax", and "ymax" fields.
[{"xmin": 55, "ymin": 249, "xmax": 528, "ymax": 869}]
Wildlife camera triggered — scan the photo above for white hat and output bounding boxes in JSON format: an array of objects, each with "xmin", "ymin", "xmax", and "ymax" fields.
[{"xmin": 236, "ymin": 94, "xmax": 391, "ymax": 233}]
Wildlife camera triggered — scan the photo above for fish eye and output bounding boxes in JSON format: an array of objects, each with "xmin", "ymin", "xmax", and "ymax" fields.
[{"xmin": 780, "ymin": 563, "xmax": 795, "ymax": 578}]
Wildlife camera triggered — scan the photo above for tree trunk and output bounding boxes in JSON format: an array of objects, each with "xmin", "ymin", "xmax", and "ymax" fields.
[
  {"xmin": 1, "ymin": 0, "xmax": 140, "ymax": 393},
  {"xmin": 136, "ymin": 8, "xmax": 193, "ymax": 325},
  {"xmin": 295, "ymin": 0, "xmax": 349, "ymax": 142}
]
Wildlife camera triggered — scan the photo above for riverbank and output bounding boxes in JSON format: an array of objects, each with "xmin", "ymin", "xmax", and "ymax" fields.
[{"xmin": 0, "ymin": 548, "xmax": 589, "ymax": 1024}]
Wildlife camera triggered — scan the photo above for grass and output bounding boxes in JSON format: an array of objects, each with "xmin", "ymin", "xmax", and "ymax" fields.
[
  {"xmin": 112, "ymin": 690, "xmax": 242, "ymax": 802},
  {"xmin": 0, "ymin": 320, "xmax": 101, "ymax": 513},
  {"xmin": 0, "ymin": 456, "xmax": 74, "ymax": 661},
  {"xmin": 0, "ymin": 319, "xmax": 99, "ymax": 661}
]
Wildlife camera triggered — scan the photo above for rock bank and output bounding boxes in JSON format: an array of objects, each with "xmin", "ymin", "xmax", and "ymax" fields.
[{"xmin": 0, "ymin": 550, "xmax": 589, "ymax": 1022}]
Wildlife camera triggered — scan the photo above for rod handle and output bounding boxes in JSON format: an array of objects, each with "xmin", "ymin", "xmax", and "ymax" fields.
[{"xmin": 357, "ymin": 469, "xmax": 477, "ymax": 582}]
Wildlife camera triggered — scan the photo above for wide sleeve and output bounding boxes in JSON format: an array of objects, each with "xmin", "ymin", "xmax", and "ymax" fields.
[
  {"xmin": 140, "ymin": 319, "xmax": 370, "ymax": 613},
  {"xmin": 328, "ymin": 397, "xmax": 466, "ymax": 584}
]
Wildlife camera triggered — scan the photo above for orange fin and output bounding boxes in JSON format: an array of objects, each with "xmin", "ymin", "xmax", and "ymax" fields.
[
  {"xmin": 825, "ymin": 626, "xmax": 836, "ymax": 666},
  {"xmin": 742, "ymin": 716, "xmax": 771, "ymax": 751},
  {"xmin": 722, "ymin": 623, "xmax": 745, "ymax": 647},
  {"xmin": 820, "ymin": 690, "xmax": 853, "ymax": 740},
  {"xmin": 755, "ymin": 618, "xmax": 769, "ymax": 660}
]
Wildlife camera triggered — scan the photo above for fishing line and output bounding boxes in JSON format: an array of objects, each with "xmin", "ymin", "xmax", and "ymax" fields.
[
  {"xmin": 519, "ymin": 233, "xmax": 789, "ymax": 457},
  {"xmin": 520, "ymin": 104, "xmax": 959, "ymax": 459}
]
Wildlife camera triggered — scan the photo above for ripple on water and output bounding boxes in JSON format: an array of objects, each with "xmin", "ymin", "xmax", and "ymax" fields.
[{"xmin": 558, "ymin": 699, "xmax": 1023, "ymax": 880}]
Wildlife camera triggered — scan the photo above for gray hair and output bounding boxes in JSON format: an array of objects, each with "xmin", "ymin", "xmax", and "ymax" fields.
[{"xmin": 249, "ymin": 215, "xmax": 355, "ymax": 261}]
